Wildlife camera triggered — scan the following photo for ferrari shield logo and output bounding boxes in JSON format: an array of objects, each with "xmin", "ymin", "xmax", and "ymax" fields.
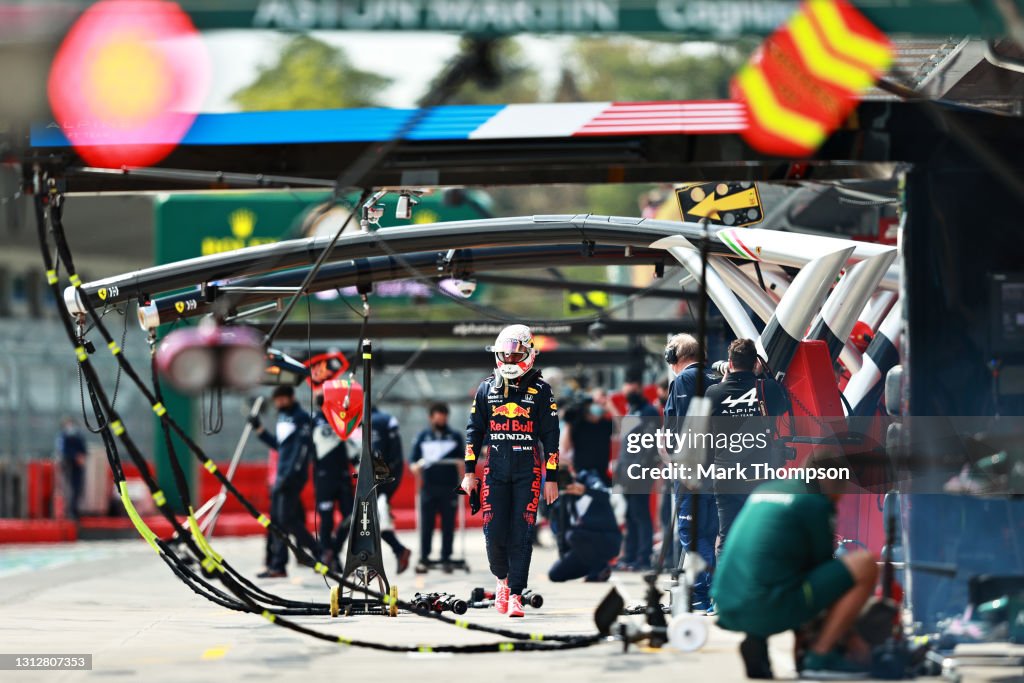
[
  {"xmin": 98, "ymin": 288, "xmax": 108, "ymax": 300},
  {"xmin": 174, "ymin": 301, "xmax": 185, "ymax": 314}
]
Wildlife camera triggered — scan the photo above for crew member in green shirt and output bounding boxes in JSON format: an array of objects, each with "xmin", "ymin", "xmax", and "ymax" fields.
[{"xmin": 712, "ymin": 451, "xmax": 878, "ymax": 679}]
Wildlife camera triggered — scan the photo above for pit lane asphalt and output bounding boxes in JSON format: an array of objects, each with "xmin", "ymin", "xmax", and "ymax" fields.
[{"xmin": 0, "ymin": 533, "xmax": 1013, "ymax": 682}]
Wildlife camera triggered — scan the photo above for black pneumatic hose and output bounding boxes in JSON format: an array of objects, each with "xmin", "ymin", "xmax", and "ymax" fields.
[{"xmin": 39, "ymin": 185, "xmax": 606, "ymax": 649}]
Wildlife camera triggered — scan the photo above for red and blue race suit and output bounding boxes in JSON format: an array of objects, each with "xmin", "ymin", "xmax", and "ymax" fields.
[{"xmin": 465, "ymin": 369, "xmax": 559, "ymax": 595}]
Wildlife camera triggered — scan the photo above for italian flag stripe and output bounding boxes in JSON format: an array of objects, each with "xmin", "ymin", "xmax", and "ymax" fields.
[{"xmin": 720, "ymin": 230, "xmax": 756, "ymax": 260}]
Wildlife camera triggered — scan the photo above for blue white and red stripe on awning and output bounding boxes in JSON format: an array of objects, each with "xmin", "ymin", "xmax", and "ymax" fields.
[{"xmin": 31, "ymin": 100, "xmax": 749, "ymax": 147}]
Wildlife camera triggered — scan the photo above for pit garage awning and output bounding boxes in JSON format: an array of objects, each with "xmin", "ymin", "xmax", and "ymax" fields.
[{"xmin": 27, "ymin": 98, "xmax": 1024, "ymax": 191}]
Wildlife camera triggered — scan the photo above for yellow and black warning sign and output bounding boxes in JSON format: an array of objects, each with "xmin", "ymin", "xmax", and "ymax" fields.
[
  {"xmin": 675, "ymin": 182, "xmax": 763, "ymax": 227},
  {"xmin": 565, "ymin": 290, "xmax": 609, "ymax": 315}
]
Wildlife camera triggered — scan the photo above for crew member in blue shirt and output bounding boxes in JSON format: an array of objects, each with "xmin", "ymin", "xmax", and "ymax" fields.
[
  {"xmin": 252, "ymin": 385, "xmax": 318, "ymax": 578},
  {"xmin": 410, "ymin": 402, "xmax": 464, "ymax": 573},
  {"xmin": 663, "ymin": 333, "xmax": 720, "ymax": 611}
]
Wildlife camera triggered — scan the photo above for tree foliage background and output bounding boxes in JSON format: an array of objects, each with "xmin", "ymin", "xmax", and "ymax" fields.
[
  {"xmin": 232, "ymin": 34, "xmax": 392, "ymax": 110},
  {"xmin": 231, "ymin": 34, "xmax": 750, "ymax": 118}
]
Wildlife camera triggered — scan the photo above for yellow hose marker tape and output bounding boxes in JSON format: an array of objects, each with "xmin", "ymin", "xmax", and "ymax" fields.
[
  {"xmin": 204, "ymin": 461, "xmax": 218, "ymax": 474},
  {"xmin": 418, "ymin": 646, "xmax": 433, "ymax": 653},
  {"xmin": 257, "ymin": 514, "xmax": 271, "ymax": 528},
  {"xmin": 75, "ymin": 346, "xmax": 87, "ymax": 363},
  {"xmin": 261, "ymin": 610, "xmax": 276, "ymax": 623},
  {"xmin": 314, "ymin": 562, "xmax": 328, "ymax": 576},
  {"xmin": 530, "ymin": 633, "xmax": 544, "ymax": 641},
  {"xmin": 455, "ymin": 619, "xmax": 469, "ymax": 629},
  {"xmin": 107, "ymin": 341, "xmax": 121, "ymax": 356},
  {"xmin": 190, "ymin": 508, "xmax": 224, "ymax": 563},
  {"xmin": 152, "ymin": 402, "xmax": 167, "ymax": 417},
  {"xmin": 362, "ymin": 353, "xmax": 372, "ymax": 360},
  {"xmin": 499, "ymin": 643, "xmax": 515, "ymax": 652},
  {"xmin": 69, "ymin": 274, "xmax": 82, "ymax": 288},
  {"xmin": 152, "ymin": 490, "xmax": 166, "ymax": 507},
  {"xmin": 187, "ymin": 511, "xmax": 224, "ymax": 568},
  {"xmin": 118, "ymin": 481, "xmax": 160, "ymax": 554},
  {"xmin": 46, "ymin": 270, "xmax": 58, "ymax": 285},
  {"xmin": 110, "ymin": 420, "xmax": 125, "ymax": 436},
  {"xmin": 337, "ymin": 636, "xmax": 352, "ymax": 645}
]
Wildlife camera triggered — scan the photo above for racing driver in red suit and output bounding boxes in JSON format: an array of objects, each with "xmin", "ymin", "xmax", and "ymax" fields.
[{"xmin": 461, "ymin": 325, "xmax": 560, "ymax": 618}]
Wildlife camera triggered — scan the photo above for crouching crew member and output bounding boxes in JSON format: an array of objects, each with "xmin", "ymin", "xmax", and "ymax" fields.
[
  {"xmin": 713, "ymin": 451, "xmax": 879, "ymax": 679},
  {"xmin": 461, "ymin": 325, "xmax": 560, "ymax": 618},
  {"xmin": 549, "ymin": 469, "xmax": 621, "ymax": 583}
]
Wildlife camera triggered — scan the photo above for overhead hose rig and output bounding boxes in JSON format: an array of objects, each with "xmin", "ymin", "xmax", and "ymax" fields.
[{"xmin": 32, "ymin": 173, "xmax": 630, "ymax": 653}]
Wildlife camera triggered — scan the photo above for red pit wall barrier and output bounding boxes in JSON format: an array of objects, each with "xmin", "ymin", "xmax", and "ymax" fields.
[
  {"xmin": 26, "ymin": 461, "xmax": 55, "ymax": 519},
  {"xmin": 193, "ymin": 462, "xmax": 417, "ymax": 514},
  {"xmin": 0, "ymin": 519, "xmax": 77, "ymax": 544},
  {"xmin": 22, "ymin": 458, "xmax": 472, "ymax": 540},
  {"xmin": 782, "ymin": 340, "xmax": 885, "ymax": 554}
]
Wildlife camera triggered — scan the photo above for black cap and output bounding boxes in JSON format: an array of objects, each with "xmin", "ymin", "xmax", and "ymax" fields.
[{"xmin": 272, "ymin": 385, "xmax": 295, "ymax": 399}]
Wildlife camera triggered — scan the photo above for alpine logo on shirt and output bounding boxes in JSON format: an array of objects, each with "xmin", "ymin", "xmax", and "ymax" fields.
[{"xmin": 720, "ymin": 387, "xmax": 760, "ymax": 415}]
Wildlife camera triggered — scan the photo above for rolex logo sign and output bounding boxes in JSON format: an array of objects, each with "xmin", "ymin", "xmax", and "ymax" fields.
[
  {"xmin": 229, "ymin": 208, "xmax": 256, "ymax": 239},
  {"xmin": 200, "ymin": 208, "xmax": 275, "ymax": 256}
]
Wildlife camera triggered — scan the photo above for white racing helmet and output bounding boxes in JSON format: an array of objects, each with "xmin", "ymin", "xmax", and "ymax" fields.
[{"xmin": 487, "ymin": 324, "xmax": 536, "ymax": 381}]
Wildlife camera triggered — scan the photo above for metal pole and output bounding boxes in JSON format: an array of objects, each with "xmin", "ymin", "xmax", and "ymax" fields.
[
  {"xmin": 687, "ymin": 220, "xmax": 710, "ymax": 613},
  {"xmin": 341, "ymin": 338, "xmax": 389, "ymax": 599},
  {"xmin": 199, "ymin": 396, "xmax": 263, "ymax": 536},
  {"xmin": 361, "ymin": 339, "xmax": 372, "ymax": 493}
]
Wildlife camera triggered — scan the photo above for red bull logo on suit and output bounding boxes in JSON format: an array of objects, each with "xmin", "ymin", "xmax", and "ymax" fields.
[
  {"xmin": 492, "ymin": 402, "xmax": 531, "ymax": 418},
  {"xmin": 489, "ymin": 419, "xmax": 534, "ymax": 432}
]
